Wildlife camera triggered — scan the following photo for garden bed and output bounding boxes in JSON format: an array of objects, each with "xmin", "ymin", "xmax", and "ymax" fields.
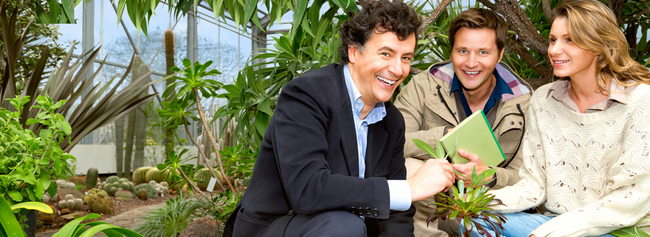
[{"xmin": 36, "ymin": 192, "xmax": 177, "ymax": 233}]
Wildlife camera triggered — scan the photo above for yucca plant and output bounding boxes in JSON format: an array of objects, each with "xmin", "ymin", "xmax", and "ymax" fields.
[
  {"xmin": 412, "ymin": 138, "xmax": 506, "ymax": 237},
  {"xmin": 133, "ymin": 193, "xmax": 205, "ymax": 237}
]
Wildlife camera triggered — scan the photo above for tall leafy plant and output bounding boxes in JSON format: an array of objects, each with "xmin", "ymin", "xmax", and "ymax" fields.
[
  {"xmin": 161, "ymin": 59, "xmax": 232, "ymax": 191},
  {"xmin": 215, "ymin": 0, "xmax": 342, "ymax": 148},
  {"xmin": 0, "ymin": 95, "xmax": 75, "ymax": 203}
]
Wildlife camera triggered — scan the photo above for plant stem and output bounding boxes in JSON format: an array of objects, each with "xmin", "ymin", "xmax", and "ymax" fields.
[
  {"xmin": 177, "ymin": 167, "xmax": 201, "ymax": 194},
  {"xmin": 182, "ymin": 117, "xmax": 226, "ymax": 191},
  {"xmin": 192, "ymin": 88, "xmax": 234, "ymax": 191}
]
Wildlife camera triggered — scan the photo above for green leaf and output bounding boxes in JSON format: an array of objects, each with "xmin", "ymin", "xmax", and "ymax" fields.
[
  {"xmin": 611, "ymin": 226, "xmax": 650, "ymax": 237},
  {"xmin": 53, "ymin": 213, "xmax": 102, "ymax": 237},
  {"xmin": 11, "ymin": 202, "xmax": 53, "ymax": 213},
  {"xmin": 0, "ymin": 196, "xmax": 25, "ymax": 237},
  {"xmin": 257, "ymin": 99, "xmax": 272, "ymax": 115},
  {"xmin": 412, "ymin": 139, "xmax": 438, "ymax": 159},
  {"xmin": 7, "ymin": 191, "xmax": 23, "ymax": 202}
]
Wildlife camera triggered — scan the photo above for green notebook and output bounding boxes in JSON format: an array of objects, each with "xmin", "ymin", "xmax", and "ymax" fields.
[{"xmin": 440, "ymin": 110, "xmax": 505, "ymax": 167}]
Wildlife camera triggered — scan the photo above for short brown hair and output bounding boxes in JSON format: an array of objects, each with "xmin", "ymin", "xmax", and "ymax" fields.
[
  {"xmin": 449, "ymin": 8, "xmax": 508, "ymax": 52},
  {"xmin": 339, "ymin": 0, "xmax": 421, "ymax": 64}
]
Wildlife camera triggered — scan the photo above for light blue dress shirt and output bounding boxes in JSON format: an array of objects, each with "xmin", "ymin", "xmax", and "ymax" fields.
[{"xmin": 343, "ymin": 65, "xmax": 411, "ymax": 211}]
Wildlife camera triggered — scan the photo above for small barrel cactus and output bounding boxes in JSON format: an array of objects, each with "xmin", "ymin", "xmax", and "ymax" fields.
[
  {"xmin": 56, "ymin": 179, "xmax": 76, "ymax": 190},
  {"xmin": 84, "ymin": 189, "xmax": 114, "ymax": 214},
  {"xmin": 132, "ymin": 166, "xmax": 154, "ymax": 185},
  {"xmin": 86, "ymin": 167, "xmax": 99, "ymax": 189},
  {"xmin": 103, "ymin": 176, "xmax": 134, "ymax": 196},
  {"xmin": 193, "ymin": 167, "xmax": 223, "ymax": 191},
  {"xmin": 133, "ymin": 183, "xmax": 157, "ymax": 199},
  {"xmin": 105, "ymin": 175, "xmax": 120, "ymax": 184},
  {"xmin": 58, "ymin": 194, "xmax": 82, "ymax": 210}
]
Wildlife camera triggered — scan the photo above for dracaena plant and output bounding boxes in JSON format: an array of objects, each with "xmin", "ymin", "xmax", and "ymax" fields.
[{"xmin": 412, "ymin": 138, "xmax": 506, "ymax": 237}]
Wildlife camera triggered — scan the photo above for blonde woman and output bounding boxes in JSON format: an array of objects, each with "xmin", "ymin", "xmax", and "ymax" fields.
[{"xmin": 463, "ymin": 0, "xmax": 650, "ymax": 236}]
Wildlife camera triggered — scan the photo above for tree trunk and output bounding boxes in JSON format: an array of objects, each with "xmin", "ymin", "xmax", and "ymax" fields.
[{"xmin": 115, "ymin": 117, "xmax": 124, "ymax": 177}]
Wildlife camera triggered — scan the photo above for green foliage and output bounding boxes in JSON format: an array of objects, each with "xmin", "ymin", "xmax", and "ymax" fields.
[
  {"xmin": 220, "ymin": 144, "xmax": 256, "ymax": 187},
  {"xmin": 0, "ymin": 95, "xmax": 75, "ymax": 209},
  {"xmin": 0, "ymin": 194, "xmax": 53, "ymax": 237},
  {"xmin": 156, "ymin": 148, "xmax": 197, "ymax": 192},
  {"xmin": 33, "ymin": 0, "xmax": 84, "ymax": 24},
  {"xmin": 133, "ymin": 193, "xmax": 205, "ymax": 237},
  {"xmin": 51, "ymin": 212, "xmax": 143, "ymax": 237},
  {"xmin": 611, "ymin": 224, "xmax": 650, "ymax": 237},
  {"xmin": 432, "ymin": 168, "xmax": 506, "ymax": 237},
  {"xmin": 195, "ymin": 189, "xmax": 242, "ymax": 235},
  {"xmin": 215, "ymin": 0, "xmax": 342, "ymax": 148},
  {"xmin": 412, "ymin": 138, "xmax": 503, "ymax": 236}
]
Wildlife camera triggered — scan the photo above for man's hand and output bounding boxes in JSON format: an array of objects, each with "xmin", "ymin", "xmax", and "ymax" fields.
[
  {"xmin": 451, "ymin": 149, "xmax": 493, "ymax": 183},
  {"xmin": 407, "ymin": 159, "xmax": 455, "ymax": 202}
]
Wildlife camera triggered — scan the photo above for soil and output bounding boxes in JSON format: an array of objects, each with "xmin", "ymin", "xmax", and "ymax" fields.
[{"xmin": 36, "ymin": 191, "xmax": 176, "ymax": 233}]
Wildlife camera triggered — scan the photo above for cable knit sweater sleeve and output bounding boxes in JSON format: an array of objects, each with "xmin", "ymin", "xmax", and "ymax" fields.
[
  {"xmin": 490, "ymin": 84, "xmax": 650, "ymax": 237},
  {"xmin": 488, "ymin": 89, "xmax": 548, "ymax": 213}
]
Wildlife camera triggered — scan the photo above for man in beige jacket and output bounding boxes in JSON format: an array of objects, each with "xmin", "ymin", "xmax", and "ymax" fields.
[{"xmin": 393, "ymin": 8, "xmax": 532, "ymax": 237}]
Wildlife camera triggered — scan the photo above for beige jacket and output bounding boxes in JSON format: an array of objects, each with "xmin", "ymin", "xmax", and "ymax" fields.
[{"xmin": 395, "ymin": 61, "xmax": 532, "ymax": 189}]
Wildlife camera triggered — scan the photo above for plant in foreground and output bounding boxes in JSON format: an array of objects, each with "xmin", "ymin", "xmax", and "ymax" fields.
[
  {"xmin": 412, "ymin": 138, "xmax": 506, "ymax": 237},
  {"xmin": 0, "ymin": 195, "xmax": 141, "ymax": 237},
  {"xmin": 133, "ymin": 193, "xmax": 205, "ymax": 237}
]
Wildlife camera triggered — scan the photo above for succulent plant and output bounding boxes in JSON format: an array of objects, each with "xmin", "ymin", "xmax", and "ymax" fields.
[
  {"xmin": 56, "ymin": 179, "xmax": 76, "ymax": 190},
  {"xmin": 133, "ymin": 183, "xmax": 158, "ymax": 199},
  {"xmin": 115, "ymin": 190, "xmax": 133, "ymax": 201},
  {"xmin": 86, "ymin": 167, "xmax": 99, "ymax": 189},
  {"xmin": 58, "ymin": 193, "xmax": 82, "ymax": 210},
  {"xmin": 193, "ymin": 167, "xmax": 223, "ymax": 191},
  {"xmin": 133, "ymin": 166, "xmax": 154, "ymax": 185},
  {"xmin": 103, "ymin": 175, "xmax": 134, "ymax": 196},
  {"xmin": 83, "ymin": 189, "xmax": 115, "ymax": 214}
]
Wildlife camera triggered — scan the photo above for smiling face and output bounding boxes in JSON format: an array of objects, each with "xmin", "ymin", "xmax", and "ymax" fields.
[
  {"xmin": 450, "ymin": 27, "xmax": 504, "ymax": 95},
  {"xmin": 548, "ymin": 17, "xmax": 599, "ymax": 80},
  {"xmin": 347, "ymin": 31, "xmax": 416, "ymax": 107}
]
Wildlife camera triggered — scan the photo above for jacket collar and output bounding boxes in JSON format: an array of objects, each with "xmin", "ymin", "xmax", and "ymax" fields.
[{"xmin": 429, "ymin": 60, "xmax": 531, "ymax": 101}]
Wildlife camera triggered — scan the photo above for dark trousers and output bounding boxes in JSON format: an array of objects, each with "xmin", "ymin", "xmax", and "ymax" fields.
[{"xmin": 285, "ymin": 211, "xmax": 367, "ymax": 237}]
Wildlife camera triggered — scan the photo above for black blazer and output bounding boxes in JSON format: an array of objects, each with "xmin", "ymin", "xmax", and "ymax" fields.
[{"xmin": 225, "ymin": 64, "xmax": 415, "ymax": 236}]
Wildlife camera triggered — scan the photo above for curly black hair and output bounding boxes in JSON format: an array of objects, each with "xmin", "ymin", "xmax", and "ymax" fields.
[{"xmin": 339, "ymin": 1, "xmax": 422, "ymax": 64}]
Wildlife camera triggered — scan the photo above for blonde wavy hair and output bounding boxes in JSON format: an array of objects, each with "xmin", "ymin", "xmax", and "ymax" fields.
[{"xmin": 550, "ymin": 0, "xmax": 650, "ymax": 90}]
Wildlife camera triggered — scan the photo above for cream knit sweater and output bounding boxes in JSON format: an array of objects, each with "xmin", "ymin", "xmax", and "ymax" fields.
[{"xmin": 489, "ymin": 82, "xmax": 650, "ymax": 237}]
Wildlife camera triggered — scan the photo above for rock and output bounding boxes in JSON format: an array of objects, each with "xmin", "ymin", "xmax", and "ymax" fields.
[
  {"xmin": 60, "ymin": 212, "xmax": 86, "ymax": 220},
  {"xmin": 59, "ymin": 208, "xmax": 71, "ymax": 215},
  {"xmin": 68, "ymin": 175, "xmax": 86, "ymax": 185}
]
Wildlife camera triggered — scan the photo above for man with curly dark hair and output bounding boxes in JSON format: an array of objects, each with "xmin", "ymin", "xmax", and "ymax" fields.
[{"xmin": 223, "ymin": 1, "xmax": 455, "ymax": 236}]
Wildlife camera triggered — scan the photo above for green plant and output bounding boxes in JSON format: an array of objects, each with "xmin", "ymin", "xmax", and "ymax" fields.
[
  {"xmin": 0, "ymin": 95, "xmax": 75, "ymax": 217},
  {"xmin": 133, "ymin": 193, "xmax": 205, "ymax": 237},
  {"xmin": 57, "ymin": 194, "xmax": 81, "ymax": 211},
  {"xmin": 133, "ymin": 183, "xmax": 157, "ymax": 199},
  {"xmin": 412, "ymin": 138, "xmax": 505, "ymax": 237},
  {"xmin": 83, "ymin": 189, "xmax": 114, "ymax": 215},
  {"xmin": 2, "ymin": 194, "xmax": 141, "ymax": 237},
  {"xmin": 132, "ymin": 166, "xmax": 153, "ymax": 185},
  {"xmin": 85, "ymin": 168, "xmax": 98, "ymax": 189},
  {"xmin": 220, "ymin": 144, "xmax": 256, "ymax": 188},
  {"xmin": 160, "ymin": 59, "xmax": 231, "ymax": 191},
  {"xmin": 157, "ymin": 148, "xmax": 202, "ymax": 193},
  {"xmin": 103, "ymin": 176, "xmax": 134, "ymax": 196}
]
